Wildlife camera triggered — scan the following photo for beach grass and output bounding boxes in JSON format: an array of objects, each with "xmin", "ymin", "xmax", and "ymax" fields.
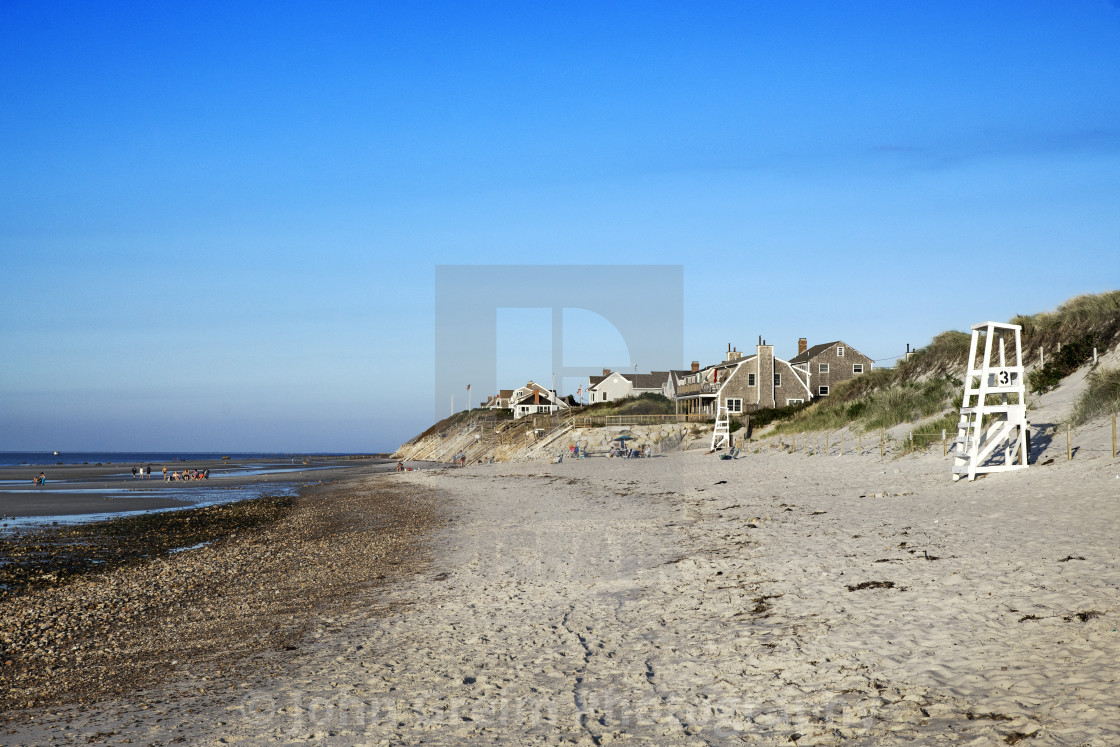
[
  {"xmin": 768, "ymin": 374, "xmax": 959, "ymax": 436},
  {"xmin": 1071, "ymin": 366, "xmax": 1120, "ymax": 425}
]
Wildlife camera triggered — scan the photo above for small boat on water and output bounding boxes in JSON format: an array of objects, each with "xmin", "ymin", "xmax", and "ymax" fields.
[{"xmin": 53, "ymin": 451, "xmax": 60, "ymax": 456}]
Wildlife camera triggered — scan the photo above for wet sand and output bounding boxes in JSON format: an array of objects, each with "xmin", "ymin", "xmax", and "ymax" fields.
[{"xmin": 0, "ymin": 457, "xmax": 408, "ymax": 519}]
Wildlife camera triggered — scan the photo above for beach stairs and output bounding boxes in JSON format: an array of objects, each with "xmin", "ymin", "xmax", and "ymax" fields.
[
  {"xmin": 414, "ymin": 422, "xmax": 480, "ymax": 463},
  {"xmin": 519, "ymin": 417, "xmax": 576, "ymax": 460},
  {"xmin": 952, "ymin": 321, "xmax": 1029, "ymax": 482}
]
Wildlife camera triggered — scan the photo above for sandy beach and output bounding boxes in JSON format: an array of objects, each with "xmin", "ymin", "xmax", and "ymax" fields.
[{"xmin": 4, "ymin": 437, "xmax": 1118, "ymax": 745}]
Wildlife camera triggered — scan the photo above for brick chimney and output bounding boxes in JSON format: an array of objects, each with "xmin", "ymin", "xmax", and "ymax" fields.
[
  {"xmin": 602, "ymin": 368, "xmax": 611, "ymax": 376},
  {"xmin": 691, "ymin": 361, "xmax": 700, "ymax": 373},
  {"xmin": 798, "ymin": 337, "xmax": 808, "ymax": 356}
]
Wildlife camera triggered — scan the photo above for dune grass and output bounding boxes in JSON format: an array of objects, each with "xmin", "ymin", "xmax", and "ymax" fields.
[
  {"xmin": 770, "ymin": 374, "xmax": 959, "ymax": 436},
  {"xmin": 1071, "ymin": 366, "xmax": 1120, "ymax": 426},
  {"xmin": 1014, "ymin": 290, "xmax": 1120, "ymax": 353}
]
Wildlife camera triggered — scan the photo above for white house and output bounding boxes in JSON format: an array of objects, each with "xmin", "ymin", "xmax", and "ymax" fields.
[
  {"xmin": 586, "ymin": 369, "xmax": 671, "ymax": 404},
  {"xmin": 509, "ymin": 381, "xmax": 570, "ymax": 419}
]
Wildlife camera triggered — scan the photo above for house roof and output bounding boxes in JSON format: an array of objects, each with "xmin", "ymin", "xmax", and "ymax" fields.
[
  {"xmin": 589, "ymin": 371, "xmax": 670, "ymax": 390},
  {"xmin": 510, "ymin": 391, "xmax": 555, "ymax": 406},
  {"xmin": 630, "ymin": 371, "xmax": 669, "ymax": 389},
  {"xmin": 789, "ymin": 341, "xmax": 843, "ymax": 364}
]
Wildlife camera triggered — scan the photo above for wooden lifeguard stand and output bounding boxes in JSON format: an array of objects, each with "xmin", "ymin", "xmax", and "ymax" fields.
[
  {"xmin": 711, "ymin": 403, "xmax": 731, "ymax": 451},
  {"xmin": 952, "ymin": 321, "xmax": 1028, "ymax": 481}
]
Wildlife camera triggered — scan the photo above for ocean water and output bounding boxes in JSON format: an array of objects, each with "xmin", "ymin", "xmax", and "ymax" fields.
[
  {"xmin": 0, "ymin": 452, "xmax": 364, "ymax": 467},
  {"xmin": 0, "ymin": 482, "xmax": 302, "ymax": 533}
]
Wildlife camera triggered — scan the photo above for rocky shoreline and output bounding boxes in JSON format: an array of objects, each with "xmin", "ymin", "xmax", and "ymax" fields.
[{"xmin": 0, "ymin": 472, "xmax": 443, "ymax": 721}]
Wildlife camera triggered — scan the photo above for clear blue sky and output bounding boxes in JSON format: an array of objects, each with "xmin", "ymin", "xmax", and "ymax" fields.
[{"xmin": 2, "ymin": 1, "xmax": 1119, "ymax": 452}]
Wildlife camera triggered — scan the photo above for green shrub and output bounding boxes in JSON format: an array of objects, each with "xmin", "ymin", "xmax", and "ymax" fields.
[
  {"xmin": 748, "ymin": 401, "xmax": 813, "ymax": 431},
  {"xmin": 617, "ymin": 392, "xmax": 674, "ymax": 415},
  {"xmin": 1027, "ymin": 333, "xmax": 1097, "ymax": 394},
  {"xmin": 1071, "ymin": 366, "xmax": 1120, "ymax": 425}
]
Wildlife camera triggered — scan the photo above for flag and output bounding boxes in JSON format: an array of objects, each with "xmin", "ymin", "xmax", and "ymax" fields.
[
  {"xmin": 576, "ymin": 385, "xmax": 582, "ymax": 397},
  {"xmin": 467, "ymin": 384, "xmax": 471, "ymax": 391},
  {"xmin": 713, "ymin": 368, "xmax": 718, "ymax": 384}
]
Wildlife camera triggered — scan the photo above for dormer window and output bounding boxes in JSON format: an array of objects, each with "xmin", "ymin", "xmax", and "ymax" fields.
[{"xmin": 837, "ymin": 346, "xmax": 845, "ymax": 357}]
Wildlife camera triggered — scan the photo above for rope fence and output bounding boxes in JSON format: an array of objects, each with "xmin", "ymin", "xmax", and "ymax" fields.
[{"xmin": 737, "ymin": 414, "xmax": 1118, "ymax": 460}]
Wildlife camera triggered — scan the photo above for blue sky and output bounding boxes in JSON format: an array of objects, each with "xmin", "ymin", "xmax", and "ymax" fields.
[{"xmin": 2, "ymin": 1, "xmax": 1119, "ymax": 452}]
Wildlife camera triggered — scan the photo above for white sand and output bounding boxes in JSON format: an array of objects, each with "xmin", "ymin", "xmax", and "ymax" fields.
[{"xmin": 10, "ymin": 443, "xmax": 1120, "ymax": 745}]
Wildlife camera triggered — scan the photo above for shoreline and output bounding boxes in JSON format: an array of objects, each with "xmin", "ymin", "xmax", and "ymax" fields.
[
  {"xmin": 0, "ymin": 467, "xmax": 446, "ymax": 720},
  {"xmin": 0, "ymin": 456, "xmax": 417, "ymax": 522}
]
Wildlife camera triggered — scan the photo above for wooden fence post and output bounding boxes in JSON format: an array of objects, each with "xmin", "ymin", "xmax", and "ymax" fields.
[
  {"xmin": 840, "ymin": 433, "xmax": 843, "ymax": 456},
  {"xmin": 880, "ymin": 430, "xmax": 884, "ymax": 457},
  {"xmin": 825, "ymin": 432, "xmax": 829, "ymax": 456},
  {"xmin": 859, "ymin": 431, "xmax": 862, "ymax": 456},
  {"xmin": 1113, "ymin": 414, "xmax": 1116, "ymax": 459},
  {"xmin": 1067, "ymin": 423, "xmax": 1072, "ymax": 461},
  {"xmin": 942, "ymin": 428, "xmax": 947, "ymax": 457}
]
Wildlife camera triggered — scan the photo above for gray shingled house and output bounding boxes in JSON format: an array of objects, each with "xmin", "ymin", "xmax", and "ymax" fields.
[
  {"xmin": 787, "ymin": 338, "xmax": 874, "ymax": 398},
  {"xmin": 674, "ymin": 342, "xmax": 813, "ymax": 415}
]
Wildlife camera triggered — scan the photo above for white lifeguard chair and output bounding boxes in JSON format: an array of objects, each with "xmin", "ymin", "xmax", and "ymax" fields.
[
  {"xmin": 711, "ymin": 403, "xmax": 731, "ymax": 451},
  {"xmin": 952, "ymin": 321, "xmax": 1029, "ymax": 481}
]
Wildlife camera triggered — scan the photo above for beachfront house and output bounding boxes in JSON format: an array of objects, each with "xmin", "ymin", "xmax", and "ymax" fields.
[
  {"xmin": 788, "ymin": 339, "xmax": 873, "ymax": 398},
  {"xmin": 585, "ymin": 369, "xmax": 671, "ymax": 404},
  {"xmin": 509, "ymin": 382, "xmax": 570, "ymax": 419},
  {"xmin": 661, "ymin": 369, "xmax": 695, "ymax": 401},
  {"xmin": 482, "ymin": 390, "xmax": 514, "ymax": 410},
  {"xmin": 674, "ymin": 342, "xmax": 813, "ymax": 415}
]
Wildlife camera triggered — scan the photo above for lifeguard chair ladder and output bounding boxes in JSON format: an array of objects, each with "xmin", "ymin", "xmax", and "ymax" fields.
[
  {"xmin": 952, "ymin": 321, "xmax": 1029, "ymax": 481},
  {"xmin": 711, "ymin": 403, "xmax": 731, "ymax": 451}
]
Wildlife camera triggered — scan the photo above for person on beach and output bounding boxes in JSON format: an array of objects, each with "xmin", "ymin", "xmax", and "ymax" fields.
[
  {"xmin": 34, "ymin": 472, "xmax": 46, "ymax": 486},
  {"xmin": 396, "ymin": 461, "xmax": 404, "ymax": 471},
  {"xmin": 162, "ymin": 466, "xmax": 167, "ymax": 480},
  {"xmin": 131, "ymin": 467, "xmax": 138, "ymax": 478}
]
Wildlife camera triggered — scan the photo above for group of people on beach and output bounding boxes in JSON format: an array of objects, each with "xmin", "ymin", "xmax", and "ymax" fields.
[
  {"xmin": 163, "ymin": 467, "xmax": 208, "ymax": 481},
  {"xmin": 32, "ymin": 472, "xmax": 46, "ymax": 486},
  {"xmin": 131, "ymin": 465, "xmax": 153, "ymax": 479},
  {"xmin": 607, "ymin": 443, "xmax": 651, "ymax": 458}
]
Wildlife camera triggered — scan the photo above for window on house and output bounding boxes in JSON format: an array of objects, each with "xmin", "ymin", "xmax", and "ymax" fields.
[
  {"xmin": 787, "ymin": 398, "xmax": 804, "ymax": 405},
  {"xmin": 726, "ymin": 398, "xmax": 743, "ymax": 413},
  {"xmin": 774, "ymin": 373, "xmax": 781, "ymax": 387},
  {"xmin": 853, "ymin": 364, "xmax": 864, "ymax": 374},
  {"xmin": 819, "ymin": 386, "xmax": 829, "ymax": 396},
  {"xmin": 818, "ymin": 363, "xmax": 829, "ymax": 373},
  {"xmin": 747, "ymin": 373, "xmax": 756, "ymax": 387},
  {"xmin": 837, "ymin": 346, "xmax": 845, "ymax": 357}
]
